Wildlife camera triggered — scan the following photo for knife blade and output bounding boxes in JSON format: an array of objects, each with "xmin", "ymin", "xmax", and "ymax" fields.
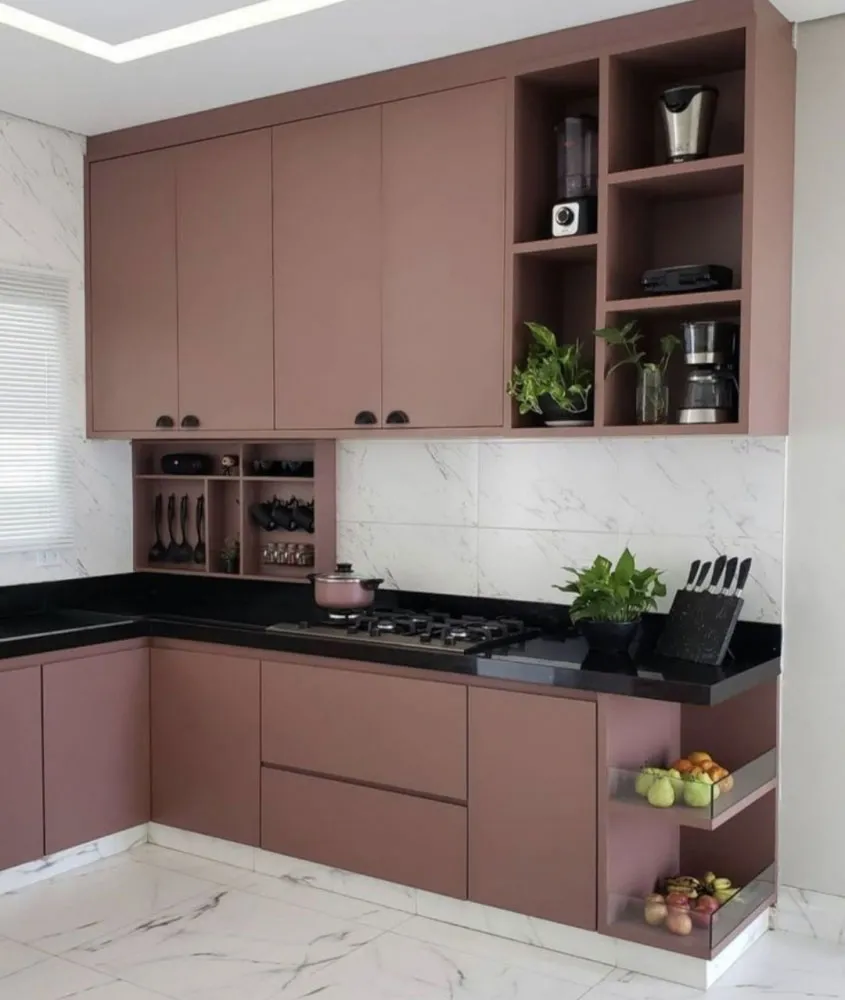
[
  {"xmin": 733, "ymin": 557, "xmax": 752, "ymax": 598},
  {"xmin": 721, "ymin": 557, "xmax": 739, "ymax": 596},
  {"xmin": 684, "ymin": 560, "xmax": 701, "ymax": 592},
  {"xmin": 694, "ymin": 561, "xmax": 712, "ymax": 592},
  {"xmin": 707, "ymin": 555, "xmax": 727, "ymax": 594}
]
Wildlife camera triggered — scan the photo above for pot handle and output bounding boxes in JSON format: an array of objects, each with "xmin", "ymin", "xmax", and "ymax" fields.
[
  {"xmin": 306, "ymin": 573, "xmax": 318, "ymax": 583},
  {"xmin": 361, "ymin": 578, "xmax": 384, "ymax": 591}
]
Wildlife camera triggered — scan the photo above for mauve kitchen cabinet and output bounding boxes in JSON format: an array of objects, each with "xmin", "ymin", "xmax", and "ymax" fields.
[
  {"xmin": 468, "ymin": 689, "xmax": 598, "ymax": 930},
  {"xmin": 273, "ymin": 108, "xmax": 383, "ymax": 430},
  {"xmin": 0, "ymin": 667, "xmax": 44, "ymax": 869},
  {"xmin": 381, "ymin": 80, "xmax": 507, "ymax": 429},
  {"xmin": 151, "ymin": 647, "xmax": 260, "ymax": 846},
  {"xmin": 261, "ymin": 659, "xmax": 467, "ymax": 800},
  {"xmin": 43, "ymin": 648, "xmax": 150, "ymax": 854},
  {"xmin": 88, "ymin": 149, "xmax": 179, "ymax": 434},
  {"xmin": 262, "ymin": 767, "xmax": 468, "ymax": 898},
  {"xmin": 176, "ymin": 130, "xmax": 274, "ymax": 432}
]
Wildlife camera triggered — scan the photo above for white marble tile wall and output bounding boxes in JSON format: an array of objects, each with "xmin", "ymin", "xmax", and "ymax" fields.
[
  {"xmin": 0, "ymin": 112, "xmax": 132, "ymax": 585},
  {"xmin": 338, "ymin": 437, "xmax": 787, "ymax": 622}
]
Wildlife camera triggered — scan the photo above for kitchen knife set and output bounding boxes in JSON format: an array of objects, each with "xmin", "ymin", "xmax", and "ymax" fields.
[
  {"xmin": 656, "ymin": 555, "xmax": 752, "ymax": 666},
  {"xmin": 148, "ymin": 493, "xmax": 206, "ymax": 566}
]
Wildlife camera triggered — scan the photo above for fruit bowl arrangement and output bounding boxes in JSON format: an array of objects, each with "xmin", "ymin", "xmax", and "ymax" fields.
[
  {"xmin": 644, "ymin": 872, "xmax": 741, "ymax": 937},
  {"xmin": 635, "ymin": 751, "xmax": 734, "ymax": 810}
]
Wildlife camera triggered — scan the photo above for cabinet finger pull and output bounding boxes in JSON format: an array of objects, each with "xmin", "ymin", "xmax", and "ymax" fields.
[
  {"xmin": 180, "ymin": 415, "xmax": 201, "ymax": 429},
  {"xmin": 155, "ymin": 415, "xmax": 175, "ymax": 429},
  {"xmin": 385, "ymin": 410, "xmax": 410, "ymax": 425},
  {"xmin": 354, "ymin": 410, "xmax": 378, "ymax": 426}
]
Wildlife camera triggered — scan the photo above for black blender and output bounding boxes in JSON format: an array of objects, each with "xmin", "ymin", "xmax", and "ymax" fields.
[{"xmin": 551, "ymin": 115, "xmax": 598, "ymax": 238}]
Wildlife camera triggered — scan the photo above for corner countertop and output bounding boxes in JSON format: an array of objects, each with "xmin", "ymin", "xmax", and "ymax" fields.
[{"xmin": 0, "ymin": 601, "xmax": 781, "ymax": 706}]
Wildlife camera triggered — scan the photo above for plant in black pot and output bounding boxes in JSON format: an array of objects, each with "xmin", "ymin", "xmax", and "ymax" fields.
[
  {"xmin": 507, "ymin": 322, "xmax": 593, "ymax": 426},
  {"xmin": 555, "ymin": 549, "xmax": 666, "ymax": 653}
]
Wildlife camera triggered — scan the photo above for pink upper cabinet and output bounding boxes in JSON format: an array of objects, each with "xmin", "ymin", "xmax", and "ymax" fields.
[
  {"xmin": 89, "ymin": 150, "xmax": 178, "ymax": 433},
  {"xmin": 176, "ymin": 130, "xmax": 275, "ymax": 432},
  {"xmin": 382, "ymin": 81, "xmax": 507, "ymax": 429},
  {"xmin": 273, "ymin": 107, "xmax": 383, "ymax": 430}
]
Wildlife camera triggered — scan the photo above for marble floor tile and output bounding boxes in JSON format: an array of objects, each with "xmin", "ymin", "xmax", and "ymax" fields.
[
  {"xmin": 0, "ymin": 954, "xmax": 113, "ymax": 999},
  {"xmin": 275, "ymin": 929, "xmax": 599, "ymax": 1000},
  {"xmin": 0, "ymin": 854, "xmax": 219, "ymax": 955},
  {"xmin": 0, "ymin": 936, "xmax": 46, "ymax": 979},
  {"xmin": 129, "ymin": 843, "xmax": 257, "ymax": 889},
  {"xmin": 65, "ymin": 885, "xmax": 383, "ymax": 1000}
]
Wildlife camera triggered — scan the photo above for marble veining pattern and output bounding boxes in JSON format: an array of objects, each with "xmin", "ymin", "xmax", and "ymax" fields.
[
  {"xmin": 0, "ymin": 845, "xmax": 837, "ymax": 1000},
  {"xmin": 338, "ymin": 437, "xmax": 786, "ymax": 622},
  {"xmin": 0, "ymin": 113, "xmax": 131, "ymax": 587}
]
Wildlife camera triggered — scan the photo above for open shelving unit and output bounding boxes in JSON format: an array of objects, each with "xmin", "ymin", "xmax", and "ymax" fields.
[
  {"xmin": 598, "ymin": 682, "xmax": 778, "ymax": 960},
  {"xmin": 506, "ymin": 18, "xmax": 792, "ymax": 437},
  {"xmin": 132, "ymin": 440, "xmax": 336, "ymax": 582}
]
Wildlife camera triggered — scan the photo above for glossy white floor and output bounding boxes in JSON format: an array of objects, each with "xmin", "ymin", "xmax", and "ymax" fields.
[{"xmin": 0, "ymin": 842, "xmax": 836, "ymax": 1000}]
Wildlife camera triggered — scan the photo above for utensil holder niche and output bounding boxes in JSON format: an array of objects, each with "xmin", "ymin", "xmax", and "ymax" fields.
[{"xmin": 133, "ymin": 440, "xmax": 336, "ymax": 582}]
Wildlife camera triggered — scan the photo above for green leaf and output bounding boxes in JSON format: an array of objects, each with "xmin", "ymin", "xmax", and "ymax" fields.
[{"xmin": 525, "ymin": 322, "xmax": 558, "ymax": 352}]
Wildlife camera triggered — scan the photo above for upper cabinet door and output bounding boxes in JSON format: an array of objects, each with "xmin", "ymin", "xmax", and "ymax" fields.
[
  {"xmin": 89, "ymin": 151, "xmax": 178, "ymax": 433},
  {"xmin": 176, "ymin": 131, "xmax": 274, "ymax": 432},
  {"xmin": 273, "ymin": 108, "xmax": 382, "ymax": 430},
  {"xmin": 382, "ymin": 81, "xmax": 507, "ymax": 429}
]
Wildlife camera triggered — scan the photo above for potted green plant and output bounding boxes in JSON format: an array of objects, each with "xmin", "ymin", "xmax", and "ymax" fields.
[
  {"xmin": 220, "ymin": 535, "xmax": 240, "ymax": 574},
  {"xmin": 593, "ymin": 322, "xmax": 680, "ymax": 424},
  {"xmin": 507, "ymin": 322, "xmax": 594, "ymax": 426},
  {"xmin": 554, "ymin": 549, "xmax": 667, "ymax": 653}
]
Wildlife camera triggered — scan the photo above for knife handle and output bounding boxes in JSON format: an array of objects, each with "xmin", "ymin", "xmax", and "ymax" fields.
[
  {"xmin": 708, "ymin": 555, "xmax": 727, "ymax": 593},
  {"xmin": 734, "ymin": 557, "xmax": 752, "ymax": 596},
  {"xmin": 722, "ymin": 556, "xmax": 739, "ymax": 595},
  {"xmin": 694, "ymin": 561, "xmax": 712, "ymax": 591},
  {"xmin": 685, "ymin": 560, "xmax": 701, "ymax": 590}
]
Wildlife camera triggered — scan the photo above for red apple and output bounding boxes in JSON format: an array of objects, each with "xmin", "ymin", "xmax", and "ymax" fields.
[
  {"xmin": 691, "ymin": 895, "xmax": 720, "ymax": 929},
  {"xmin": 665, "ymin": 909, "xmax": 693, "ymax": 936},
  {"xmin": 665, "ymin": 892, "xmax": 691, "ymax": 909}
]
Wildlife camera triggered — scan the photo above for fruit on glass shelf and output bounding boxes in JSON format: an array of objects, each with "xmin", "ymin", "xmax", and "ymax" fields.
[
  {"xmin": 713, "ymin": 877, "xmax": 732, "ymax": 891},
  {"xmin": 687, "ymin": 751, "xmax": 712, "ymax": 765},
  {"xmin": 667, "ymin": 768, "xmax": 686, "ymax": 797},
  {"xmin": 711, "ymin": 766, "xmax": 734, "ymax": 792},
  {"xmin": 635, "ymin": 767, "xmax": 663, "ymax": 797},
  {"xmin": 715, "ymin": 887, "xmax": 739, "ymax": 904},
  {"xmin": 665, "ymin": 892, "xmax": 693, "ymax": 909},
  {"xmin": 672, "ymin": 758, "xmax": 695, "ymax": 774},
  {"xmin": 647, "ymin": 776, "xmax": 675, "ymax": 808},
  {"xmin": 664, "ymin": 875, "xmax": 701, "ymax": 897},
  {"xmin": 702, "ymin": 872, "xmax": 717, "ymax": 888},
  {"xmin": 665, "ymin": 909, "xmax": 694, "ymax": 936},
  {"xmin": 644, "ymin": 893, "xmax": 668, "ymax": 926},
  {"xmin": 691, "ymin": 894, "xmax": 721, "ymax": 929},
  {"xmin": 684, "ymin": 774, "xmax": 718, "ymax": 808}
]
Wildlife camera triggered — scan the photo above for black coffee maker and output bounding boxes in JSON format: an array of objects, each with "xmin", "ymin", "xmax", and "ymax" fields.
[
  {"xmin": 678, "ymin": 320, "xmax": 739, "ymax": 424},
  {"xmin": 551, "ymin": 115, "xmax": 598, "ymax": 238}
]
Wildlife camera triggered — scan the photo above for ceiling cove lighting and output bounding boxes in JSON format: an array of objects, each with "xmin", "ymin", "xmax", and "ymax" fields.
[{"xmin": 0, "ymin": 0, "xmax": 349, "ymax": 63}]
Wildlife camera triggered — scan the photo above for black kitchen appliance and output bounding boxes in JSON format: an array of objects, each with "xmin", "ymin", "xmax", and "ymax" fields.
[
  {"xmin": 160, "ymin": 453, "xmax": 213, "ymax": 476},
  {"xmin": 659, "ymin": 85, "xmax": 719, "ymax": 163},
  {"xmin": 678, "ymin": 319, "xmax": 739, "ymax": 425},
  {"xmin": 551, "ymin": 115, "xmax": 598, "ymax": 238},
  {"xmin": 642, "ymin": 264, "xmax": 733, "ymax": 296}
]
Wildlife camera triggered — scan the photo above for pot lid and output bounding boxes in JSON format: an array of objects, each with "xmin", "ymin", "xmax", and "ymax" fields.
[{"xmin": 314, "ymin": 562, "xmax": 368, "ymax": 582}]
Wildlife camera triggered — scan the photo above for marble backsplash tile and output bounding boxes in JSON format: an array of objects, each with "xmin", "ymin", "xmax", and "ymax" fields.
[{"xmin": 337, "ymin": 437, "xmax": 787, "ymax": 622}]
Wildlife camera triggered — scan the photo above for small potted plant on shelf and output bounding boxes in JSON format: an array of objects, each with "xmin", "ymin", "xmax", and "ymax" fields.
[
  {"xmin": 593, "ymin": 321, "xmax": 680, "ymax": 425},
  {"xmin": 555, "ymin": 549, "xmax": 666, "ymax": 653},
  {"xmin": 220, "ymin": 535, "xmax": 240, "ymax": 574},
  {"xmin": 507, "ymin": 321, "xmax": 594, "ymax": 426}
]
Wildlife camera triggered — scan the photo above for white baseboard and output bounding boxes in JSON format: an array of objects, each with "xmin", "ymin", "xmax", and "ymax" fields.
[
  {"xmin": 0, "ymin": 824, "xmax": 147, "ymax": 895},
  {"xmin": 145, "ymin": 823, "xmax": 769, "ymax": 989}
]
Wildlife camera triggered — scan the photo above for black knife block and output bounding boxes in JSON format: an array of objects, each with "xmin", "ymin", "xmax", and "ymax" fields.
[{"xmin": 656, "ymin": 592, "xmax": 744, "ymax": 666}]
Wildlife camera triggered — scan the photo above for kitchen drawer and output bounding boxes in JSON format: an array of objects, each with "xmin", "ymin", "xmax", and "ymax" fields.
[
  {"xmin": 261, "ymin": 661, "xmax": 466, "ymax": 800},
  {"xmin": 261, "ymin": 767, "xmax": 467, "ymax": 898}
]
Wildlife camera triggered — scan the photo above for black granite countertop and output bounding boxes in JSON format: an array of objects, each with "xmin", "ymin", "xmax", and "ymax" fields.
[{"xmin": 0, "ymin": 573, "xmax": 781, "ymax": 706}]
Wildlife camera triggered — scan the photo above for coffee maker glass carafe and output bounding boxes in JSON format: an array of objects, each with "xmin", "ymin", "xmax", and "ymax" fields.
[{"xmin": 555, "ymin": 115, "xmax": 598, "ymax": 200}]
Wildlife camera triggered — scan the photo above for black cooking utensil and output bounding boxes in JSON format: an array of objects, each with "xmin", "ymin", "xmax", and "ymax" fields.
[
  {"xmin": 733, "ymin": 557, "xmax": 752, "ymax": 597},
  {"xmin": 164, "ymin": 494, "xmax": 179, "ymax": 562},
  {"xmin": 693, "ymin": 561, "xmax": 712, "ymax": 591},
  {"xmin": 683, "ymin": 560, "xmax": 701, "ymax": 592},
  {"xmin": 194, "ymin": 494, "xmax": 206, "ymax": 565},
  {"xmin": 249, "ymin": 501, "xmax": 276, "ymax": 531},
  {"xmin": 707, "ymin": 555, "xmax": 727, "ymax": 593},
  {"xmin": 148, "ymin": 493, "xmax": 166, "ymax": 563},
  {"xmin": 175, "ymin": 494, "xmax": 193, "ymax": 563},
  {"xmin": 721, "ymin": 556, "xmax": 739, "ymax": 596}
]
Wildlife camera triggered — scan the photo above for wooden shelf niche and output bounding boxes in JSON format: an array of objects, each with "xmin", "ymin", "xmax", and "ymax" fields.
[{"xmin": 133, "ymin": 440, "xmax": 336, "ymax": 582}]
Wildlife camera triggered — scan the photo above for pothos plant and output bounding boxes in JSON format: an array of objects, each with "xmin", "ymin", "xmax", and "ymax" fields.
[
  {"xmin": 554, "ymin": 549, "xmax": 667, "ymax": 624},
  {"xmin": 507, "ymin": 322, "xmax": 594, "ymax": 418},
  {"xmin": 593, "ymin": 321, "xmax": 680, "ymax": 379}
]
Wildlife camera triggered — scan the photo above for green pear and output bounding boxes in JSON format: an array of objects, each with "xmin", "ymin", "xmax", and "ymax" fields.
[
  {"xmin": 667, "ymin": 768, "xmax": 685, "ymax": 798},
  {"xmin": 647, "ymin": 776, "xmax": 675, "ymax": 808},
  {"xmin": 635, "ymin": 767, "xmax": 661, "ymax": 796},
  {"xmin": 683, "ymin": 779, "xmax": 713, "ymax": 808}
]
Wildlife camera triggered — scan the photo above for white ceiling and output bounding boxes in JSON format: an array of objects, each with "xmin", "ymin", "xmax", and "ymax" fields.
[{"xmin": 0, "ymin": 0, "xmax": 837, "ymax": 136}]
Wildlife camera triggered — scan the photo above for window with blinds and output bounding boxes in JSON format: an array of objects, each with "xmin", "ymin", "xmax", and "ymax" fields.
[{"xmin": 0, "ymin": 267, "xmax": 72, "ymax": 552}]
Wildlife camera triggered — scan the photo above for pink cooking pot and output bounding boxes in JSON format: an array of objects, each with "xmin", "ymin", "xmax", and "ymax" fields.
[{"xmin": 308, "ymin": 563, "xmax": 384, "ymax": 610}]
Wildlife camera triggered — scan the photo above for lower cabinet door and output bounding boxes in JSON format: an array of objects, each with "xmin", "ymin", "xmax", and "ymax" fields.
[
  {"xmin": 262, "ymin": 768, "xmax": 467, "ymax": 898},
  {"xmin": 0, "ymin": 667, "xmax": 43, "ymax": 868},
  {"xmin": 43, "ymin": 649, "xmax": 150, "ymax": 854},
  {"xmin": 151, "ymin": 649, "xmax": 260, "ymax": 846},
  {"xmin": 469, "ymin": 689, "xmax": 597, "ymax": 929}
]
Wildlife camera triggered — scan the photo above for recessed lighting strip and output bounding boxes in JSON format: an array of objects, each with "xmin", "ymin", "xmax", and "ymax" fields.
[{"xmin": 0, "ymin": 0, "xmax": 348, "ymax": 63}]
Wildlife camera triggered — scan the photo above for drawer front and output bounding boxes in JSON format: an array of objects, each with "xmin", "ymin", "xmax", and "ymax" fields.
[
  {"xmin": 261, "ymin": 661, "xmax": 466, "ymax": 800},
  {"xmin": 262, "ymin": 767, "xmax": 467, "ymax": 898}
]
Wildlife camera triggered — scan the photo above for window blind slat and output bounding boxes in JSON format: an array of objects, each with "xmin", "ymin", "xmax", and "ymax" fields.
[{"xmin": 0, "ymin": 265, "xmax": 72, "ymax": 552}]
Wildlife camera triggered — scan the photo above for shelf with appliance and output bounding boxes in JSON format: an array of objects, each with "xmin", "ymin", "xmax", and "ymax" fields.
[
  {"xmin": 606, "ymin": 154, "xmax": 745, "ymax": 199},
  {"xmin": 512, "ymin": 235, "xmax": 598, "ymax": 263},
  {"xmin": 132, "ymin": 440, "xmax": 335, "ymax": 581}
]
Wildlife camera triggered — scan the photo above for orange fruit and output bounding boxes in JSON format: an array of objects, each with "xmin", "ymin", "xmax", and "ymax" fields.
[
  {"xmin": 700, "ymin": 761, "xmax": 720, "ymax": 773},
  {"xmin": 672, "ymin": 759, "xmax": 695, "ymax": 774},
  {"xmin": 709, "ymin": 766, "xmax": 729, "ymax": 783},
  {"xmin": 687, "ymin": 752, "xmax": 712, "ymax": 765}
]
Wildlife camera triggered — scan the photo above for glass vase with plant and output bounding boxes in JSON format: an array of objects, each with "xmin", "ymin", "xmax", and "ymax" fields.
[
  {"xmin": 507, "ymin": 322, "xmax": 594, "ymax": 426},
  {"xmin": 220, "ymin": 535, "xmax": 240, "ymax": 574},
  {"xmin": 554, "ymin": 548, "xmax": 667, "ymax": 653},
  {"xmin": 593, "ymin": 322, "xmax": 680, "ymax": 424}
]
